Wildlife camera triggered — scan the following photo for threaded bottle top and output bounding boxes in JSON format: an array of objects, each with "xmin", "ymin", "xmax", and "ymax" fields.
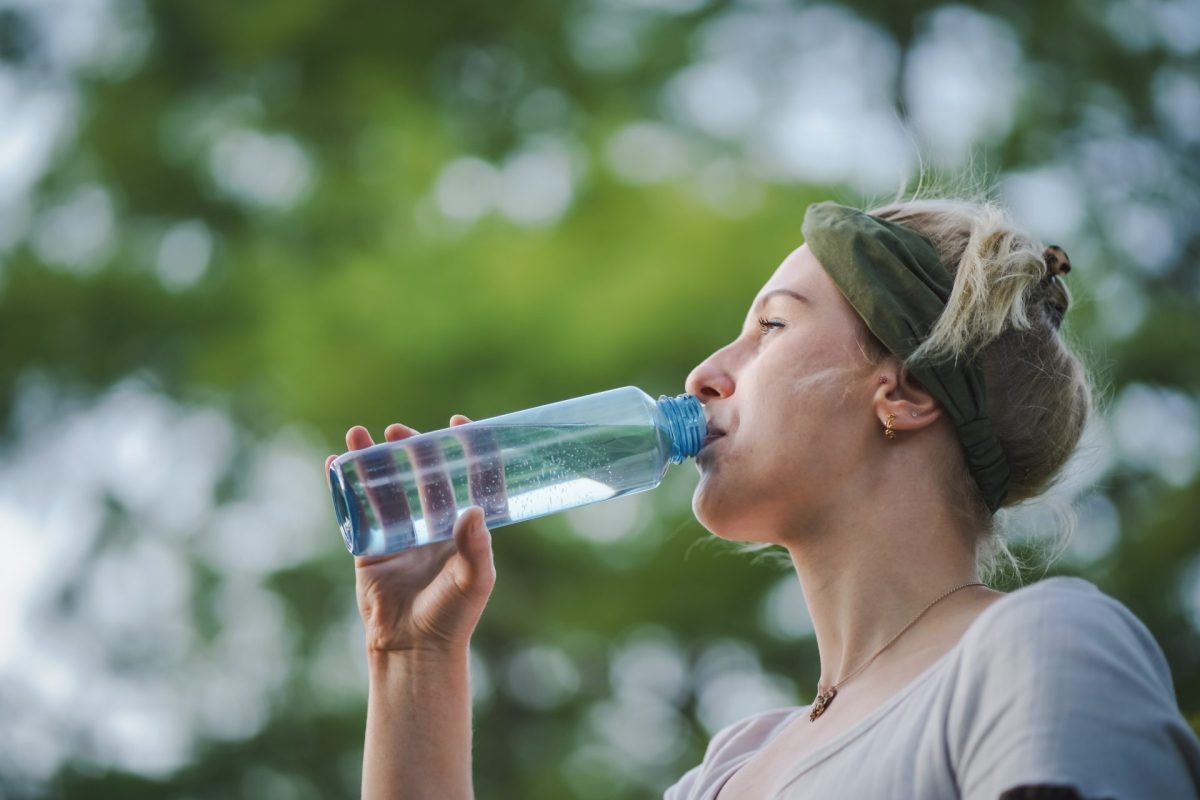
[{"xmin": 657, "ymin": 393, "xmax": 706, "ymax": 463}]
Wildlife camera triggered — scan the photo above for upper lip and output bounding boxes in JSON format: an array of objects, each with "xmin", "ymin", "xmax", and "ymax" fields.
[{"xmin": 704, "ymin": 426, "xmax": 727, "ymax": 441}]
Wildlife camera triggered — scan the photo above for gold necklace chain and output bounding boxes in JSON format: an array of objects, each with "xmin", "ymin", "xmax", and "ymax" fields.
[{"xmin": 808, "ymin": 581, "xmax": 987, "ymax": 722}]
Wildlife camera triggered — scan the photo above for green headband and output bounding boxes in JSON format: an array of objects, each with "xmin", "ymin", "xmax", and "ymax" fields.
[{"xmin": 801, "ymin": 201, "xmax": 1010, "ymax": 513}]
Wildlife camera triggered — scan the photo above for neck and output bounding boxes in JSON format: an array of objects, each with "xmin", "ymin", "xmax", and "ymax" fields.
[{"xmin": 782, "ymin": 493, "xmax": 989, "ymax": 693}]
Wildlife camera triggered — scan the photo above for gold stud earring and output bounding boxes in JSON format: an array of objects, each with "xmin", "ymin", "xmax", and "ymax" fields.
[{"xmin": 884, "ymin": 413, "xmax": 896, "ymax": 439}]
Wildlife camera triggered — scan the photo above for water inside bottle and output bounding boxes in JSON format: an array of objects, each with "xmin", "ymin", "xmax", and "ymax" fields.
[{"xmin": 334, "ymin": 422, "xmax": 668, "ymax": 555}]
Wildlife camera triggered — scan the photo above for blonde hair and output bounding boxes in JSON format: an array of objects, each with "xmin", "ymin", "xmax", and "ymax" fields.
[
  {"xmin": 708, "ymin": 194, "xmax": 1103, "ymax": 588},
  {"xmin": 863, "ymin": 197, "xmax": 1100, "ymax": 585}
]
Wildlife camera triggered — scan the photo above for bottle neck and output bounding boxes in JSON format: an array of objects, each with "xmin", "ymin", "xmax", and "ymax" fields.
[{"xmin": 656, "ymin": 393, "xmax": 706, "ymax": 463}]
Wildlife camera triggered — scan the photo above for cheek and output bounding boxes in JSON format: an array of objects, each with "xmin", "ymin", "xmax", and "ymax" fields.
[
  {"xmin": 737, "ymin": 367, "xmax": 857, "ymax": 470},
  {"xmin": 739, "ymin": 363, "xmax": 807, "ymax": 436}
]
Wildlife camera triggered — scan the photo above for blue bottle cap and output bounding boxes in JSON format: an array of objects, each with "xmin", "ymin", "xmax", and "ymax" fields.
[{"xmin": 657, "ymin": 393, "xmax": 706, "ymax": 463}]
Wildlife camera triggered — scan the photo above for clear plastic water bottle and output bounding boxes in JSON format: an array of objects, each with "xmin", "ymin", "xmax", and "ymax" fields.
[{"xmin": 328, "ymin": 386, "xmax": 707, "ymax": 556}]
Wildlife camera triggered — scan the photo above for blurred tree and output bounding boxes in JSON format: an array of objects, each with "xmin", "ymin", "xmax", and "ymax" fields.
[{"xmin": 0, "ymin": 0, "xmax": 1197, "ymax": 797}]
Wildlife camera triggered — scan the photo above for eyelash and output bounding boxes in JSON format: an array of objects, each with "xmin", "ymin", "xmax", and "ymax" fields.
[{"xmin": 757, "ymin": 317, "xmax": 785, "ymax": 335}]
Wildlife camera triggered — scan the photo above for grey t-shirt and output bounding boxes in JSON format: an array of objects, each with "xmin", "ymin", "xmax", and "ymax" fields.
[{"xmin": 664, "ymin": 576, "xmax": 1200, "ymax": 799}]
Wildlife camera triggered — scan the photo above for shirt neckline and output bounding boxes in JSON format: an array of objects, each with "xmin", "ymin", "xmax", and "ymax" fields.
[{"xmin": 712, "ymin": 576, "xmax": 1093, "ymax": 799}]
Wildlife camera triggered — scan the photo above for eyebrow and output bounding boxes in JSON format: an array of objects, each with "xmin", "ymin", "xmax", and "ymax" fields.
[{"xmin": 753, "ymin": 289, "xmax": 809, "ymax": 314}]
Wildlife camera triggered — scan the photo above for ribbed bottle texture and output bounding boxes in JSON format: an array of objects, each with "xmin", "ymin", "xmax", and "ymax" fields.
[{"xmin": 328, "ymin": 387, "xmax": 707, "ymax": 556}]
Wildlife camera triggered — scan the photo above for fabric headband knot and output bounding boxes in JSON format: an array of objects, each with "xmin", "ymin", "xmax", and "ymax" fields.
[{"xmin": 801, "ymin": 201, "xmax": 1011, "ymax": 513}]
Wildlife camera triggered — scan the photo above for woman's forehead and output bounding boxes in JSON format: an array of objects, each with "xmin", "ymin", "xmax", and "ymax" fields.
[{"xmin": 753, "ymin": 244, "xmax": 834, "ymax": 306}]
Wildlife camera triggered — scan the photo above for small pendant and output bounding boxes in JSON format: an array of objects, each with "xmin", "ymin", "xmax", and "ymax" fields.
[{"xmin": 808, "ymin": 686, "xmax": 837, "ymax": 722}]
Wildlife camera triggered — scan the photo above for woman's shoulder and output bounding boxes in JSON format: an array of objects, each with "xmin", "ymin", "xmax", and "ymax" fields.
[
  {"xmin": 972, "ymin": 573, "xmax": 1120, "ymax": 616},
  {"xmin": 945, "ymin": 576, "xmax": 1200, "ymax": 798},
  {"xmin": 956, "ymin": 575, "xmax": 1173, "ymax": 692},
  {"xmin": 955, "ymin": 575, "xmax": 1176, "ymax": 698}
]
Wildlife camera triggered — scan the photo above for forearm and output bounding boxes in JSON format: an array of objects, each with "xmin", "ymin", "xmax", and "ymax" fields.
[{"xmin": 362, "ymin": 649, "xmax": 475, "ymax": 800}]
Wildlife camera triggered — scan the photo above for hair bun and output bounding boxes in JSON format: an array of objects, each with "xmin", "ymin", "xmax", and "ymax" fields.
[
  {"xmin": 1043, "ymin": 245, "xmax": 1071, "ymax": 277},
  {"xmin": 1040, "ymin": 245, "xmax": 1072, "ymax": 329}
]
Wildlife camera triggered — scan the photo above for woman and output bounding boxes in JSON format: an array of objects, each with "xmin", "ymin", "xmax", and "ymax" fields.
[{"xmin": 328, "ymin": 199, "xmax": 1200, "ymax": 799}]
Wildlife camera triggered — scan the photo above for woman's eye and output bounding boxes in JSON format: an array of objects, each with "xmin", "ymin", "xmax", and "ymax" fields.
[{"xmin": 758, "ymin": 317, "xmax": 785, "ymax": 335}]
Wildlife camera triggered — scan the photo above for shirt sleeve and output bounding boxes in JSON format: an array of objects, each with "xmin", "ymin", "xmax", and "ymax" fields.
[{"xmin": 947, "ymin": 580, "xmax": 1200, "ymax": 800}]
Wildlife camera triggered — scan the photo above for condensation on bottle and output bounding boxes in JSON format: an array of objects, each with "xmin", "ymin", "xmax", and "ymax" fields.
[{"xmin": 328, "ymin": 386, "xmax": 707, "ymax": 556}]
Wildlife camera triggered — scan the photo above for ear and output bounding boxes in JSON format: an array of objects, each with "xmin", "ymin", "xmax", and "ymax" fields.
[{"xmin": 872, "ymin": 362, "xmax": 942, "ymax": 434}]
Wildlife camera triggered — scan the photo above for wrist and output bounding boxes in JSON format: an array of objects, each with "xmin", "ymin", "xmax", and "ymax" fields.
[
  {"xmin": 361, "ymin": 647, "xmax": 475, "ymax": 799},
  {"xmin": 367, "ymin": 645, "xmax": 470, "ymax": 675}
]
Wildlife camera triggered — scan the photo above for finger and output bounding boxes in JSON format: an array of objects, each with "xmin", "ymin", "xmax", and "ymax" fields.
[
  {"xmin": 451, "ymin": 506, "xmax": 496, "ymax": 597},
  {"xmin": 324, "ymin": 453, "xmax": 337, "ymax": 491},
  {"xmin": 408, "ymin": 430, "xmax": 457, "ymax": 543},
  {"xmin": 449, "ymin": 414, "xmax": 472, "ymax": 426},
  {"xmin": 358, "ymin": 436, "xmax": 417, "ymax": 552},
  {"xmin": 384, "ymin": 423, "xmax": 420, "ymax": 442},
  {"xmin": 346, "ymin": 425, "xmax": 374, "ymax": 451},
  {"xmin": 344, "ymin": 425, "xmax": 417, "ymax": 552},
  {"xmin": 458, "ymin": 421, "xmax": 510, "ymax": 524}
]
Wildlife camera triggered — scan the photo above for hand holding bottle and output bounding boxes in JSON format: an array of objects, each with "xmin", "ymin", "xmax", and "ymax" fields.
[
  {"xmin": 325, "ymin": 415, "xmax": 497, "ymax": 657},
  {"xmin": 325, "ymin": 391, "xmax": 704, "ymax": 799}
]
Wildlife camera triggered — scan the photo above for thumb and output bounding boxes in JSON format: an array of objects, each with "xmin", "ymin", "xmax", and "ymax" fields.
[{"xmin": 452, "ymin": 506, "xmax": 496, "ymax": 593}]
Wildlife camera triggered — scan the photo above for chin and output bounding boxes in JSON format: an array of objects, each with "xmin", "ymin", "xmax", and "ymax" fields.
[
  {"xmin": 691, "ymin": 485, "xmax": 768, "ymax": 543},
  {"xmin": 692, "ymin": 469, "xmax": 801, "ymax": 545}
]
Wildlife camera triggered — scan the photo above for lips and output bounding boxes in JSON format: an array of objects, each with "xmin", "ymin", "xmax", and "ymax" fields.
[{"xmin": 701, "ymin": 427, "xmax": 726, "ymax": 448}]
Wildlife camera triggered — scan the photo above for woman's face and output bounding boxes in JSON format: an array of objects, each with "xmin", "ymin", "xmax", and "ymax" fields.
[{"xmin": 685, "ymin": 244, "xmax": 888, "ymax": 543}]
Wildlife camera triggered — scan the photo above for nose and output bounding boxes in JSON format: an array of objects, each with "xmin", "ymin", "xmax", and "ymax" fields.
[{"xmin": 685, "ymin": 353, "xmax": 735, "ymax": 402}]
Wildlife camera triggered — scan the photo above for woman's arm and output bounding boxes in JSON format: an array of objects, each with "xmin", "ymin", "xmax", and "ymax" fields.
[
  {"xmin": 363, "ymin": 649, "xmax": 474, "ymax": 800},
  {"xmin": 328, "ymin": 418, "xmax": 497, "ymax": 800}
]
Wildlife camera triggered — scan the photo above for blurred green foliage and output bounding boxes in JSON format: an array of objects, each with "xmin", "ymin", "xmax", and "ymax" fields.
[{"xmin": 1, "ymin": 0, "xmax": 1198, "ymax": 797}]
